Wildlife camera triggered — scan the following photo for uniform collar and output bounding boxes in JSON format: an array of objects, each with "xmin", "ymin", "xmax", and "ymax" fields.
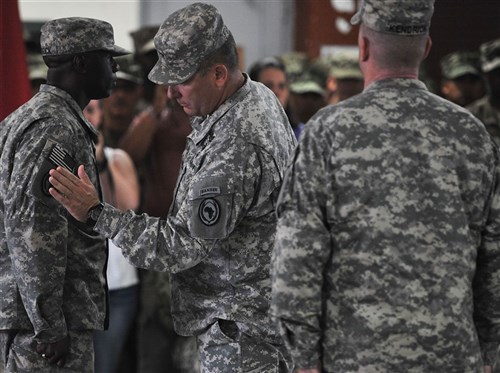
[
  {"xmin": 365, "ymin": 77, "xmax": 429, "ymax": 93},
  {"xmin": 189, "ymin": 73, "xmax": 251, "ymax": 146}
]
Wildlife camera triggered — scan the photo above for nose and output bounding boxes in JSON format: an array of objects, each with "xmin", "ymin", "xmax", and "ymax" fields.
[
  {"xmin": 166, "ymin": 85, "xmax": 178, "ymax": 99},
  {"xmin": 111, "ymin": 58, "xmax": 119, "ymax": 73}
]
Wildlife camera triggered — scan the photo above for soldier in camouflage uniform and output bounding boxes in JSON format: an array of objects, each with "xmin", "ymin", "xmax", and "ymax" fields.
[
  {"xmin": 467, "ymin": 38, "xmax": 500, "ymax": 144},
  {"xmin": 0, "ymin": 17, "xmax": 128, "ymax": 372},
  {"xmin": 48, "ymin": 3, "xmax": 297, "ymax": 372},
  {"xmin": 271, "ymin": 0, "xmax": 500, "ymax": 372},
  {"xmin": 325, "ymin": 50, "xmax": 364, "ymax": 105},
  {"xmin": 439, "ymin": 50, "xmax": 485, "ymax": 107}
]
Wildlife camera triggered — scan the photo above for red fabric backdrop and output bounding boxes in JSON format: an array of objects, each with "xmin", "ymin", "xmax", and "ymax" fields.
[{"xmin": 1, "ymin": 0, "xmax": 31, "ymax": 121}]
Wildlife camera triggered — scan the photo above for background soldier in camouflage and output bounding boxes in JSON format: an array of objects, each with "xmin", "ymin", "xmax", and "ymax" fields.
[
  {"xmin": 439, "ymin": 50, "xmax": 486, "ymax": 107},
  {"xmin": 467, "ymin": 38, "xmax": 500, "ymax": 144},
  {"xmin": 48, "ymin": 3, "xmax": 297, "ymax": 372},
  {"xmin": 271, "ymin": 0, "xmax": 500, "ymax": 372},
  {"xmin": 0, "ymin": 17, "xmax": 128, "ymax": 372},
  {"xmin": 325, "ymin": 50, "xmax": 364, "ymax": 105}
]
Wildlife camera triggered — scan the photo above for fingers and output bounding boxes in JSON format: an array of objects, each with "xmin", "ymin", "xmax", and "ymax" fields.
[{"xmin": 77, "ymin": 165, "xmax": 92, "ymax": 184}]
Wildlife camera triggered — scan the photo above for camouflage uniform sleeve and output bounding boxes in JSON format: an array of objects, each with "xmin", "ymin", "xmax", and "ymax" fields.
[
  {"xmin": 4, "ymin": 120, "xmax": 74, "ymax": 343},
  {"xmin": 271, "ymin": 124, "xmax": 332, "ymax": 368},
  {"xmin": 474, "ymin": 146, "xmax": 500, "ymax": 366},
  {"xmin": 95, "ymin": 141, "xmax": 264, "ymax": 273}
]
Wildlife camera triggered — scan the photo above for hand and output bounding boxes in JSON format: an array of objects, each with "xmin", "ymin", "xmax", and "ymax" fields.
[
  {"xmin": 48, "ymin": 165, "xmax": 101, "ymax": 222},
  {"xmin": 484, "ymin": 366, "xmax": 493, "ymax": 373},
  {"xmin": 36, "ymin": 335, "xmax": 69, "ymax": 367},
  {"xmin": 297, "ymin": 369, "xmax": 320, "ymax": 373}
]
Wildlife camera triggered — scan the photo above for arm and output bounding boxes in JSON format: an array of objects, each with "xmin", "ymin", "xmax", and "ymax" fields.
[
  {"xmin": 5, "ymin": 122, "xmax": 73, "ymax": 365},
  {"xmin": 49, "ymin": 142, "xmax": 262, "ymax": 273},
  {"xmin": 106, "ymin": 148, "xmax": 140, "ymax": 211},
  {"xmin": 271, "ymin": 125, "xmax": 332, "ymax": 368},
  {"xmin": 118, "ymin": 108, "xmax": 160, "ymax": 165},
  {"xmin": 474, "ymin": 152, "xmax": 500, "ymax": 366}
]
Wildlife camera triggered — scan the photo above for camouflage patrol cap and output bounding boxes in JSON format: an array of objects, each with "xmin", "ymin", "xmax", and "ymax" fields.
[
  {"xmin": 480, "ymin": 38, "xmax": 500, "ymax": 73},
  {"xmin": 130, "ymin": 25, "xmax": 159, "ymax": 55},
  {"xmin": 440, "ymin": 51, "xmax": 481, "ymax": 80},
  {"xmin": 115, "ymin": 55, "xmax": 143, "ymax": 85},
  {"xmin": 351, "ymin": 0, "xmax": 435, "ymax": 35},
  {"xmin": 329, "ymin": 51, "xmax": 363, "ymax": 79},
  {"xmin": 148, "ymin": 2, "xmax": 232, "ymax": 85},
  {"xmin": 40, "ymin": 17, "xmax": 129, "ymax": 57}
]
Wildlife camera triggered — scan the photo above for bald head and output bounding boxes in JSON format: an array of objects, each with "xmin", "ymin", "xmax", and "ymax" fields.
[{"xmin": 360, "ymin": 24, "xmax": 429, "ymax": 71}]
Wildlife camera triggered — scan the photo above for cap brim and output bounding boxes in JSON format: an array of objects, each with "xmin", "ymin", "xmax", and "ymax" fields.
[
  {"xmin": 482, "ymin": 59, "xmax": 500, "ymax": 73},
  {"xmin": 109, "ymin": 45, "xmax": 131, "ymax": 57},
  {"xmin": 446, "ymin": 66, "xmax": 481, "ymax": 80},
  {"xmin": 148, "ymin": 58, "xmax": 198, "ymax": 85}
]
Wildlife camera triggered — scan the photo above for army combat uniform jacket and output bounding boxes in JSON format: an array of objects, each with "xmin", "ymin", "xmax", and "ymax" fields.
[
  {"xmin": 467, "ymin": 95, "xmax": 500, "ymax": 145},
  {"xmin": 0, "ymin": 85, "xmax": 108, "ymax": 344},
  {"xmin": 94, "ymin": 76, "xmax": 296, "ymax": 341},
  {"xmin": 272, "ymin": 78, "xmax": 500, "ymax": 372}
]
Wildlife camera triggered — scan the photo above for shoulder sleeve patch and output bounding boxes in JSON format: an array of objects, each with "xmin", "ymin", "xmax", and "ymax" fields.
[
  {"xmin": 32, "ymin": 139, "xmax": 76, "ymax": 199},
  {"xmin": 189, "ymin": 178, "xmax": 233, "ymax": 240}
]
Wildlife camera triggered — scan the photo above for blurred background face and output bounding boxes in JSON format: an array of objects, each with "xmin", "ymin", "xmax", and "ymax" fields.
[
  {"xmin": 83, "ymin": 99, "xmax": 103, "ymax": 127},
  {"xmin": 102, "ymin": 79, "xmax": 142, "ymax": 130},
  {"xmin": 258, "ymin": 67, "xmax": 289, "ymax": 108},
  {"xmin": 441, "ymin": 74, "xmax": 486, "ymax": 107}
]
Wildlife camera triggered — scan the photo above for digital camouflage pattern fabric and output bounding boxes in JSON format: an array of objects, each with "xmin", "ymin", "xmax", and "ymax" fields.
[
  {"xmin": 0, "ymin": 85, "xmax": 107, "ymax": 368},
  {"xmin": 148, "ymin": 3, "xmax": 231, "ymax": 85},
  {"xmin": 272, "ymin": 78, "xmax": 500, "ymax": 372},
  {"xmin": 0, "ymin": 330, "xmax": 93, "ymax": 372},
  {"xmin": 92, "ymin": 76, "xmax": 296, "ymax": 370},
  {"xmin": 40, "ymin": 17, "xmax": 129, "ymax": 57},
  {"xmin": 467, "ymin": 96, "xmax": 500, "ymax": 146},
  {"xmin": 351, "ymin": 0, "xmax": 435, "ymax": 35}
]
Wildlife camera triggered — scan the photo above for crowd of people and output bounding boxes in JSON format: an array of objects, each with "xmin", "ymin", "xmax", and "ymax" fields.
[{"xmin": 1, "ymin": 0, "xmax": 500, "ymax": 372}]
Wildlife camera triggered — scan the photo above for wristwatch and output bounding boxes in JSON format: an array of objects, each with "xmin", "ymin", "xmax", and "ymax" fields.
[{"xmin": 86, "ymin": 202, "xmax": 104, "ymax": 227}]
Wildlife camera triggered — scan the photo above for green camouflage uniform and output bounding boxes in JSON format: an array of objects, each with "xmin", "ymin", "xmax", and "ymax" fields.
[
  {"xmin": 272, "ymin": 0, "xmax": 500, "ymax": 372},
  {"xmin": 91, "ymin": 3, "xmax": 297, "ymax": 372},
  {"xmin": 0, "ymin": 17, "xmax": 128, "ymax": 372},
  {"xmin": 467, "ymin": 38, "xmax": 500, "ymax": 145}
]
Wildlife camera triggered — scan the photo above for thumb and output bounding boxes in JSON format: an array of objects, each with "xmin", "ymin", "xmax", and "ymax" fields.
[{"xmin": 78, "ymin": 165, "xmax": 92, "ymax": 184}]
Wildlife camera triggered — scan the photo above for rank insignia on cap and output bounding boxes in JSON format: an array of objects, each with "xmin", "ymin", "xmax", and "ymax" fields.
[{"xmin": 199, "ymin": 198, "xmax": 220, "ymax": 226}]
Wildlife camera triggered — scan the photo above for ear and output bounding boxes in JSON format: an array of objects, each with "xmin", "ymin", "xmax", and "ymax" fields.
[
  {"xmin": 213, "ymin": 64, "xmax": 229, "ymax": 87},
  {"xmin": 73, "ymin": 55, "xmax": 87, "ymax": 74},
  {"xmin": 422, "ymin": 36, "xmax": 433, "ymax": 61},
  {"xmin": 359, "ymin": 35, "xmax": 370, "ymax": 62},
  {"xmin": 326, "ymin": 76, "xmax": 338, "ymax": 93}
]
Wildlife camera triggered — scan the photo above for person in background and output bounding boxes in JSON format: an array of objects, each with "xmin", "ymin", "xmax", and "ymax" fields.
[
  {"xmin": 272, "ymin": 0, "xmax": 500, "ymax": 372},
  {"xmin": 288, "ymin": 73, "xmax": 327, "ymax": 139},
  {"xmin": 0, "ymin": 17, "xmax": 128, "ymax": 371},
  {"xmin": 326, "ymin": 50, "xmax": 364, "ymax": 105},
  {"xmin": 440, "ymin": 50, "xmax": 486, "ymax": 107},
  {"xmin": 467, "ymin": 38, "xmax": 500, "ymax": 144},
  {"xmin": 123, "ymin": 25, "xmax": 198, "ymax": 373},
  {"xmin": 249, "ymin": 57, "xmax": 290, "ymax": 109},
  {"xmin": 47, "ymin": 3, "xmax": 296, "ymax": 371},
  {"xmin": 84, "ymin": 58, "xmax": 142, "ymax": 373}
]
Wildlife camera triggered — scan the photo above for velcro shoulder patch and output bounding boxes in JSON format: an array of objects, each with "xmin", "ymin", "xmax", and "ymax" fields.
[{"xmin": 32, "ymin": 139, "xmax": 76, "ymax": 198}]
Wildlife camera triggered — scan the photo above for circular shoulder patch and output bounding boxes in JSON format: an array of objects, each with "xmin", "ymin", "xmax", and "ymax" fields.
[{"xmin": 199, "ymin": 198, "xmax": 220, "ymax": 226}]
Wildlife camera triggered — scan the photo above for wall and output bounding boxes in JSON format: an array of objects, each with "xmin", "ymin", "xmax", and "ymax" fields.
[
  {"xmin": 140, "ymin": 0, "xmax": 295, "ymax": 71},
  {"xmin": 19, "ymin": 0, "xmax": 140, "ymax": 52}
]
